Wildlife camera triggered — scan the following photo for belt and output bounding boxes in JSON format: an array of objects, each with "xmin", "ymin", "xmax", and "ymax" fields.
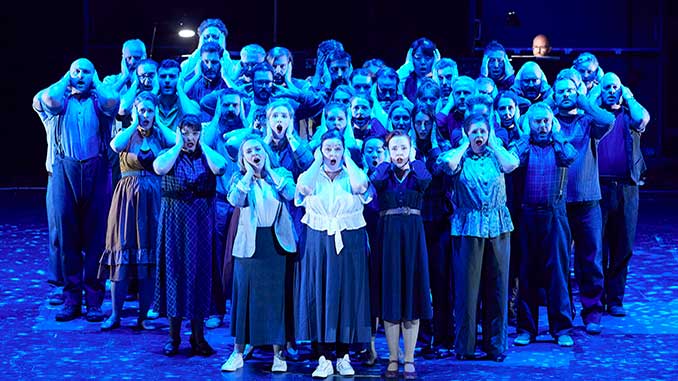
[
  {"xmin": 380, "ymin": 207, "xmax": 421, "ymax": 216},
  {"xmin": 121, "ymin": 170, "xmax": 154, "ymax": 178}
]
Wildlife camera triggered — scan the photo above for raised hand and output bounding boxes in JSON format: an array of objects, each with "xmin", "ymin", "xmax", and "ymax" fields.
[
  {"xmin": 480, "ymin": 55, "xmax": 489, "ymax": 77},
  {"xmin": 175, "ymin": 126, "xmax": 183, "ymax": 147},
  {"xmin": 504, "ymin": 54, "xmax": 515, "ymax": 77},
  {"xmin": 151, "ymin": 73, "xmax": 160, "ymax": 95}
]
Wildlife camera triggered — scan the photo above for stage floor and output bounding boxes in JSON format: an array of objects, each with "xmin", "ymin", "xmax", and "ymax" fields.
[{"xmin": 1, "ymin": 189, "xmax": 677, "ymax": 380}]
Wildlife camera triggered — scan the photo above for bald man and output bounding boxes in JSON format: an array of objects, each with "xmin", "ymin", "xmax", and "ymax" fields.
[
  {"xmin": 34, "ymin": 58, "xmax": 119, "ymax": 322},
  {"xmin": 532, "ymin": 34, "xmax": 551, "ymax": 57},
  {"xmin": 510, "ymin": 62, "xmax": 551, "ymax": 113},
  {"xmin": 597, "ymin": 73, "xmax": 650, "ymax": 317}
]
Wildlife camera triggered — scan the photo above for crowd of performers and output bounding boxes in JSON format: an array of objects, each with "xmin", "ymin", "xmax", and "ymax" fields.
[{"xmin": 33, "ymin": 18, "xmax": 649, "ymax": 379}]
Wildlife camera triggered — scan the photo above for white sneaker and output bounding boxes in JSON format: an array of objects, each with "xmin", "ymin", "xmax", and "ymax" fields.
[
  {"xmin": 221, "ymin": 352, "xmax": 244, "ymax": 372},
  {"xmin": 146, "ymin": 309, "xmax": 159, "ymax": 320},
  {"xmin": 336, "ymin": 354, "xmax": 355, "ymax": 376},
  {"xmin": 311, "ymin": 355, "xmax": 334, "ymax": 378},
  {"xmin": 271, "ymin": 352, "xmax": 287, "ymax": 373}
]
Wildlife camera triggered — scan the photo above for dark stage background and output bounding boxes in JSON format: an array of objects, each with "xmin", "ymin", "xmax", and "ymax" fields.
[{"xmin": 2, "ymin": 0, "xmax": 676, "ymax": 188}]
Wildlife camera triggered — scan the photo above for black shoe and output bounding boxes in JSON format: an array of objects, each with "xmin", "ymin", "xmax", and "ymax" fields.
[
  {"xmin": 483, "ymin": 353, "xmax": 507, "ymax": 362},
  {"xmin": 85, "ymin": 306, "xmax": 105, "ymax": 322},
  {"xmin": 56, "ymin": 304, "xmax": 82, "ymax": 322},
  {"xmin": 420, "ymin": 345, "xmax": 437, "ymax": 360},
  {"xmin": 189, "ymin": 335, "xmax": 215, "ymax": 357},
  {"xmin": 455, "ymin": 353, "xmax": 482, "ymax": 361},
  {"xmin": 163, "ymin": 340, "xmax": 180, "ymax": 356}
]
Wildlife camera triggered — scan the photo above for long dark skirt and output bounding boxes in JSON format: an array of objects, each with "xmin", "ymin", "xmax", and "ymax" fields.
[
  {"xmin": 153, "ymin": 196, "xmax": 214, "ymax": 319},
  {"xmin": 231, "ymin": 227, "xmax": 287, "ymax": 346},
  {"xmin": 379, "ymin": 214, "xmax": 433, "ymax": 322},
  {"xmin": 297, "ymin": 227, "xmax": 372, "ymax": 344}
]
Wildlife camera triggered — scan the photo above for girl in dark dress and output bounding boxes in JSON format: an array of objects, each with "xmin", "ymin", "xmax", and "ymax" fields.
[
  {"xmin": 152, "ymin": 114, "xmax": 227, "ymax": 357},
  {"xmin": 220, "ymin": 135, "xmax": 297, "ymax": 373},
  {"xmin": 370, "ymin": 130, "xmax": 432, "ymax": 380},
  {"xmin": 99, "ymin": 92, "xmax": 174, "ymax": 331}
]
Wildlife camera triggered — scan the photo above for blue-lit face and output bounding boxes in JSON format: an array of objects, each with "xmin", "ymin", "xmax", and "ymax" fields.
[
  {"xmin": 600, "ymin": 75, "xmax": 622, "ymax": 107},
  {"xmin": 529, "ymin": 108, "xmax": 553, "ymax": 143},
  {"xmin": 200, "ymin": 51, "xmax": 221, "ymax": 80},
  {"xmin": 390, "ymin": 108, "xmax": 411, "ymax": 131},
  {"xmin": 453, "ymin": 84, "xmax": 473, "ymax": 111},
  {"xmin": 351, "ymin": 74, "xmax": 372, "ymax": 97},
  {"xmin": 497, "ymin": 97, "xmax": 517, "ymax": 127},
  {"xmin": 487, "ymin": 50, "xmax": 505, "ymax": 79},
  {"xmin": 389, "ymin": 135, "xmax": 411, "ymax": 169},
  {"xmin": 363, "ymin": 138, "xmax": 386, "ymax": 169},
  {"xmin": 412, "ymin": 47, "xmax": 434, "ymax": 78},
  {"xmin": 520, "ymin": 68, "xmax": 542, "ymax": 100},
  {"xmin": 554, "ymin": 80, "xmax": 577, "ymax": 110},
  {"xmin": 69, "ymin": 59, "xmax": 94, "ymax": 93},
  {"xmin": 158, "ymin": 67, "xmax": 179, "ymax": 95},
  {"xmin": 123, "ymin": 43, "xmax": 145, "ymax": 71},
  {"xmin": 414, "ymin": 111, "xmax": 433, "ymax": 140}
]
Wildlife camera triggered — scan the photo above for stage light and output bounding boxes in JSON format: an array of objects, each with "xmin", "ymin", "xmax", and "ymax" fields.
[{"xmin": 178, "ymin": 24, "xmax": 195, "ymax": 38}]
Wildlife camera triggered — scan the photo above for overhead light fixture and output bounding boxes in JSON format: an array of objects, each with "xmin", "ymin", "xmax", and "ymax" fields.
[{"xmin": 178, "ymin": 22, "xmax": 195, "ymax": 38}]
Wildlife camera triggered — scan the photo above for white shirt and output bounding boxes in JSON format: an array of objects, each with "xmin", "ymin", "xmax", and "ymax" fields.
[{"xmin": 295, "ymin": 167, "xmax": 371, "ymax": 254}]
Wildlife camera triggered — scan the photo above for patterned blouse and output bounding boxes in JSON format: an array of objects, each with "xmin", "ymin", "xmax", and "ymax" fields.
[{"xmin": 449, "ymin": 148, "xmax": 513, "ymax": 238}]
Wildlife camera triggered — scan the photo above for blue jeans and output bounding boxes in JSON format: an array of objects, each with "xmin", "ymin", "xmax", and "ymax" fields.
[{"xmin": 51, "ymin": 155, "xmax": 111, "ymax": 307}]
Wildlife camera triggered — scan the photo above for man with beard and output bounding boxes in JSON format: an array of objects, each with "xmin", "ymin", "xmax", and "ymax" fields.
[
  {"xmin": 232, "ymin": 44, "xmax": 266, "ymax": 88},
  {"xmin": 201, "ymin": 88, "xmax": 248, "ymax": 329},
  {"xmin": 372, "ymin": 66, "xmax": 402, "ymax": 128},
  {"xmin": 510, "ymin": 61, "xmax": 551, "ymax": 113},
  {"xmin": 436, "ymin": 76, "xmax": 474, "ymax": 146},
  {"xmin": 184, "ymin": 41, "xmax": 228, "ymax": 103},
  {"xmin": 553, "ymin": 69, "xmax": 615, "ymax": 335},
  {"xmin": 202, "ymin": 62, "xmax": 324, "ymax": 134},
  {"xmin": 433, "ymin": 58, "xmax": 459, "ymax": 101},
  {"xmin": 573, "ymin": 53, "xmax": 604, "ymax": 93},
  {"xmin": 104, "ymin": 39, "xmax": 147, "ymax": 93},
  {"xmin": 155, "ymin": 59, "xmax": 200, "ymax": 129},
  {"xmin": 494, "ymin": 91, "xmax": 527, "ymax": 325},
  {"xmin": 596, "ymin": 73, "xmax": 650, "ymax": 317},
  {"xmin": 480, "ymin": 41, "xmax": 515, "ymax": 92},
  {"xmin": 512, "ymin": 103, "xmax": 578, "ymax": 348},
  {"xmin": 350, "ymin": 95, "xmax": 387, "ymax": 147},
  {"xmin": 350, "ymin": 68, "xmax": 373, "ymax": 99},
  {"xmin": 399, "ymin": 38, "xmax": 440, "ymax": 103},
  {"xmin": 34, "ymin": 58, "xmax": 119, "ymax": 322},
  {"xmin": 267, "ymin": 46, "xmax": 319, "ymax": 139},
  {"xmin": 180, "ymin": 18, "xmax": 233, "ymax": 79},
  {"xmin": 325, "ymin": 49, "xmax": 353, "ymax": 95}
]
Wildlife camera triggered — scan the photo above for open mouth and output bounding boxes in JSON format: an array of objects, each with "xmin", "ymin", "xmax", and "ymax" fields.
[
  {"xmin": 330, "ymin": 159, "xmax": 337, "ymax": 166},
  {"xmin": 276, "ymin": 125, "xmax": 283, "ymax": 133},
  {"xmin": 372, "ymin": 160, "xmax": 378, "ymax": 166},
  {"xmin": 253, "ymin": 157, "xmax": 261, "ymax": 164},
  {"xmin": 141, "ymin": 120, "xmax": 151, "ymax": 127},
  {"xmin": 396, "ymin": 158, "xmax": 404, "ymax": 164},
  {"xmin": 474, "ymin": 138, "xmax": 484, "ymax": 146}
]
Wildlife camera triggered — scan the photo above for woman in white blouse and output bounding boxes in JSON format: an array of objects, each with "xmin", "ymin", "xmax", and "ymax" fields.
[
  {"xmin": 220, "ymin": 135, "xmax": 297, "ymax": 373},
  {"xmin": 295, "ymin": 129, "xmax": 372, "ymax": 378}
]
